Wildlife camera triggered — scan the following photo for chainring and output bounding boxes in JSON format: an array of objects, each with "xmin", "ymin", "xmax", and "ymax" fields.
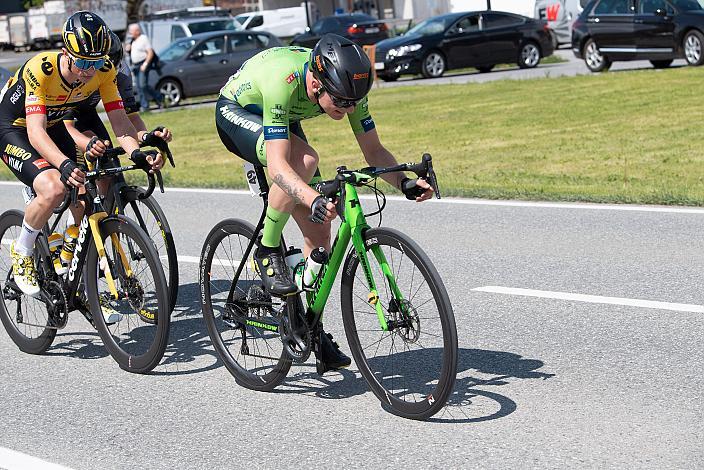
[
  {"xmin": 45, "ymin": 280, "xmax": 68, "ymax": 329},
  {"xmin": 279, "ymin": 297, "xmax": 311, "ymax": 363}
]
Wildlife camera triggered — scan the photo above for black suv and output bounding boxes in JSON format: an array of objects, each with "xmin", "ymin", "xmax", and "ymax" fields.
[{"xmin": 572, "ymin": 0, "xmax": 704, "ymax": 71}]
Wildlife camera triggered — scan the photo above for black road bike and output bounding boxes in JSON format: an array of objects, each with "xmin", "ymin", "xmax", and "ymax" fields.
[{"xmin": 0, "ymin": 149, "xmax": 170, "ymax": 373}]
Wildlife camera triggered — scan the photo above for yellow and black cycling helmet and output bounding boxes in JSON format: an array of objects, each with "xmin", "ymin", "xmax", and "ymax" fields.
[{"xmin": 62, "ymin": 11, "xmax": 110, "ymax": 59}]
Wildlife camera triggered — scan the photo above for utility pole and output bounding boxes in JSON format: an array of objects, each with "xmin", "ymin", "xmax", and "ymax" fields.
[
  {"xmin": 304, "ymin": 0, "xmax": 311, "ymax": 28},
  {"xmin": 487, "ymin": 0, "xmax": 491, "ymax": 9}
]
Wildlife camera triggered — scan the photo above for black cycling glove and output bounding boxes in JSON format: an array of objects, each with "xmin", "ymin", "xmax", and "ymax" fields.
[
  {"xmin": 59, "ymin": 159, "xmax": 79, "ymax": 187},
  {"xmin": 309, "ymin": 195, "xmax": 330, "ymax": 224},
  {"xmin": 400, "ymin": 177, "xmax": 426, "ymax": 200},
  {"xmin": 141, "ymin": 126, "xmax": 166, "ymax": 147},
  {"xmin": 130, "ymin": 149, "xmax": 152, "ymax": 171}
]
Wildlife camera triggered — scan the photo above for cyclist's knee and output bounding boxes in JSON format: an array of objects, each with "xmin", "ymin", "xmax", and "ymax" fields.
[{"xmin": 33, "ymin": 171, "xmax": 66, "ymax": 205}]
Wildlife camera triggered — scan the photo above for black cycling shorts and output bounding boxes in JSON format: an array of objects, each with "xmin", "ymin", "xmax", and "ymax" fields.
[
  {"xmin": 0, "ymin": 124, "xmax": 79, "ymax": 187},
  {"xmin": 215, "ymin": 96, "xmax": 321, "ymax": 182}
]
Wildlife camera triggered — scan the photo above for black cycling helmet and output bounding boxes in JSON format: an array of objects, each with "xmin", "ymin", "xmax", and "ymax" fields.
[
  {"xmin": 62, "ymin": 11, "xmax": 110, "ymax": 59},
  {"xmin": 107, "ymin": 30, "xmax": 123, "ymax": 67},
  {"xmin": 310, "ymin": 33, "xmax": 373, "ymax": 101}
]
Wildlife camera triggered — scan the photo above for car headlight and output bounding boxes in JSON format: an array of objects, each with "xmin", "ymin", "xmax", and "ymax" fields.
[{"xmin": 386, "ymin": 44, "xmax": 422, "ymax": 59}]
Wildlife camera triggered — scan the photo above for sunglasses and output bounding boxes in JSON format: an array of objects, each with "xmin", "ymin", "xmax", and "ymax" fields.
[
  {"xmin": 323, "ymin": 87, "xmax": 359, "ymax": 109},
  {"xmin": 69, "ymin": 55, "xmax": 106, "ymax": 70}
]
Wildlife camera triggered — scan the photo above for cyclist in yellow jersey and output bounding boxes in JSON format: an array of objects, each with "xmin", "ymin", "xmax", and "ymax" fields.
[{"xmin": 0, "ymin": 11, "xmax": 163, "ymax": 297}]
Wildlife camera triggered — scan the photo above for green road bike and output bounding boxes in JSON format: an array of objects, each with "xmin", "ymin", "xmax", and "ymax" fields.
[{"xmin": 200, "ymin": 154, "xmax": 458, "ymax": 420}]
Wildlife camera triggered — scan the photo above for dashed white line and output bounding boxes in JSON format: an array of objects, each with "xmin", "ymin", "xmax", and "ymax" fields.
[{"xmin": 473, "ymin": 286, "xmax": 704, "ymax": 313}]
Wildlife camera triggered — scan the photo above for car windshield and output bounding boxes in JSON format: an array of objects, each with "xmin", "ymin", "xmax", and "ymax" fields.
[
  {"xmin": 188, "ymin": 19, "xmax": 239, "ymax": 34},
  {"xmin": 405, "ymin": 17, "xmax": 453, "ymax": 36},
  {"xmin": 159, "ymin": 39, "xmax": 195, "ymax": 61},
  {"xmin": 672, "ymin": 0, "xmax": 704, "ymax": 10},
  {"xmin": 234, "ymin": 15, "xmax": 249, "ymax": 25}
]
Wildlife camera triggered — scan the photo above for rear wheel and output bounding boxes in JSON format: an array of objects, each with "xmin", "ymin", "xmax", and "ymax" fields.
[
  {"xmin": 683, "ymin": 30, "xmax": 704, "ymax": 66},
  {"xmin": 518, "ymin": 41, "xmax": 541, "ymax": 68},
  {"xmin": 0, "ymin": 210, "xmax": 56, "ymax": 354},
  {"xmin": 86, "ymin": 215, "xmax": 170, "ymax": 373},
  {"xmin": 583, "ymin": 39, "xmax": 611, "ymax": 72},
  {"xmin": 341, "ymin": 228, "xmax": 458, "ymax": 420},
  {"xmin": 200, "ymin": 219, "xmax": 291, "ymax": 391}
]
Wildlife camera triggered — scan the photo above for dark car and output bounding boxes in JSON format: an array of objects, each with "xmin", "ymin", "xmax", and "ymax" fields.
[
  {"xmin": 0, "ymin": 67, "xmax": 12, "ymax": 87},
  {"xmin": 290, "ymin": 13, "xmax": 389, "ymax": 48},
  {"xmin": 374, "ymin": 11, "xmax": 554, "ymax": 81},
  {"xmin": 572, "ymin": 0, "xmax": 704, "ymax": 72},
  {"xmin": 147, "ymin": 30, "xmax": 281, "ymax": 106}
]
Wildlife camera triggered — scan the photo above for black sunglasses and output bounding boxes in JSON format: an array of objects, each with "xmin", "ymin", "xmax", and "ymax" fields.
[{"xmin": 322, "ymin": 87, "xmax": 359, "ymax": 109}]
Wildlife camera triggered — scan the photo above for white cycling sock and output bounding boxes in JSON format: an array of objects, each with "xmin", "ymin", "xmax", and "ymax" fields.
[{"xmin": 15, "ymin": 220, "xmax": 40, "ymax": 256}]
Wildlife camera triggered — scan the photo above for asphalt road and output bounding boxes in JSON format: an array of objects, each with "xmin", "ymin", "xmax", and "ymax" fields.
[{"xmin": 0, "ymin": 182, "xmax": 702, "ymax": 468}]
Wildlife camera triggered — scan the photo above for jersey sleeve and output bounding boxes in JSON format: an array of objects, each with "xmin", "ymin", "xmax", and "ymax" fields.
[
  {"xmin": 22, "ymin": 64, "xmax": 47, "ymax": 117},
  {"xmin": 98, "ymin": 65, "xmax": 124, "ymax": 113},
  {"xmin": 260, "ymin": 77, "xmax": 296, "ymax": 141},
  {"xmin": 348, "ymin": 96, "xmax": 375, "ymax": 135},
  {"xmin": 117, "ymin": 61, "xmax": 139, "ymax": 114}
]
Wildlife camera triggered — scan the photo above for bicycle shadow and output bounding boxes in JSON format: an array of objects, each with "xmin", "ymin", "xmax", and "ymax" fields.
[
  {"xmin": 277, "ymin": 347, "xmax": 554, "ymax": 423},
  {"xmin": 47, "ymin": 330, "xmax": 109, "ymax": 360}
]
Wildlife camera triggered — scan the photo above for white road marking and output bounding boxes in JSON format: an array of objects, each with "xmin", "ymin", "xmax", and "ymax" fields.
[
  {"xmin": 0, "ymin": 447, "xmax": 75, "ymax": 470},
  {"xmin": 2, "ymin": 181, "xmax": 704, "ymax": 214},
  {"xmin": 473, "ymin": 286, "xmax": 704, "ymax": 313},
  {"xmin": 167, "ymin": 255, "xmax": 242, "ymax": 269}
]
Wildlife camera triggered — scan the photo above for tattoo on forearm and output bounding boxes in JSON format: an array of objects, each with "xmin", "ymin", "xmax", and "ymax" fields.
[{"xmin": 273, "ymin": 173, "xmax": 304, "ymax": 205}]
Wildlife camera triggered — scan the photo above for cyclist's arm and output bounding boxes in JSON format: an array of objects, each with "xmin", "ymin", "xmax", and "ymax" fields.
[
  {"xmin": 107, "ymin": 108, "xmax": 142, "ymax": 154},
  {"xmin": 63, "ymin": 118, "xmax": 97, "ymax": 151},
  {"xmin": 266, "ymin": 139, "xmax": 321, "ymax": 207},
  {"xmin": 26, "ymin": 113, "xmax": 73, "ymax": 169}
]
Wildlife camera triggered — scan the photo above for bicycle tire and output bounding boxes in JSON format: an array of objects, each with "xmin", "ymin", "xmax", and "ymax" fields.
[
  {"xmin": 85, "ymin": 215, "xmax": 170, "ymax": 373},
  {"xmin": 0, "ymin": 210, "xmax": 56, "ymax": 354},
  {"xmin": 200, "ymin": 219, "xmax": 291, "ymax": 391},
  {"xmin": 340, "ymin": 227, "xmax": 458, "ymax": 420},
  {"xmin": 118, "ymin": 186, "xmax": 179, "ymax": 313}
]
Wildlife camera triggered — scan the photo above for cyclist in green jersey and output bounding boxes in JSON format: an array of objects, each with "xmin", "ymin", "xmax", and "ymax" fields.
[{"xmin": 215, "ymin": 34, "xmax": 433, "ymax": 370}]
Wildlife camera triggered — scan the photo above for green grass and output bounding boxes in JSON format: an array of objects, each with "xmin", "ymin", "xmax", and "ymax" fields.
[{"xmin": 4, "ymin": 65, "xmax": 704, "ymax": 205}]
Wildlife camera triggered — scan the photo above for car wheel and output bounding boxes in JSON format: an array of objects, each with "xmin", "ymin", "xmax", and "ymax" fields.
[
  {"xmin": 650, "ymin": 59, "xmax": 673, "ymax": 69},
  {"xmin": 518, "ymin": 41, "xmax": 541, "ymax": 69},
  {"xmin": 158, "ymin": 79, "xmax": 182, "ymax": 107},
  {"xmin": 583, "ymin": 39, "xmax": 611, "ymax": 72},
  {"xmin": 421, "ymin": 51, "xmax": 446, "ymax": 78},
  {"xmin": 683, "ymin": 30, "xmax": 704, "ymax": 66},
  {"xmin": 477, "ymin": 65, "xmax": 494, "ymax": 73}
]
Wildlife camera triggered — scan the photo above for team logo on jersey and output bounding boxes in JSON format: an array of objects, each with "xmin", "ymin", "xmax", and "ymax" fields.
[
  {"xmin": 25, "ymin": 94, "xmax": 38, "ymax": 104},
  {"xmin": 285, "ymin": 72, "xmax": 298, "ymax": 84},
  {"xmin": 10, "ymin": 84, "xmax": 24, "ymax": 104},
  {"xmin": 270, "ymin": 104, "xmax": 286, "ymax": 117},
  {"xmin": 25, "ymin": 69, "xmax": 40, "ymax": 88},
  {"xmin": 41, "ymin": 57, "xmax": 54, "ymax": 75},
  {"xmin": 33, "ymin": 158, "xmax": 50, "ymax": 169},
  {"xmin": 4, "ymin": 144, "xmax": 32, "ymax": 161}
]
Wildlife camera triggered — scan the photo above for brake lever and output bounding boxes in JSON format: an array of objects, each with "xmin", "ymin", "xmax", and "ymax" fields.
[
  {"xmin": 156, "ymin": 170, "xmax": 164, "ymax": 193},
  {"xmin": 70, "ymin": 186, "xmax": 78, "ymax": 207},
  {"xmin": 422, "ymin": 153, "xmax": 441, "ymax": 199},
  {"xmin": 139, "ymin": 173, "xmax": 157, "ymax": 200}
]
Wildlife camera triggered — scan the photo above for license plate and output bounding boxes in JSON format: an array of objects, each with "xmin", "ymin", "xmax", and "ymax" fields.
[
  {"xmin": 365, "ymin": 27, "xmax": 379, "ymax": 33},
  {"xmin": 374, "ymin": 62, "xmax": 385, "ymax": 70}
]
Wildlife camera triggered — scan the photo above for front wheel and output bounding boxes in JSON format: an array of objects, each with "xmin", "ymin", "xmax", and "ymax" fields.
[
  {"xmin": 200, "ymin": 219, "xmax": 291, "ymax": 391},
  {"xmin": 340, "ymin": 227, "xmax": 458, "ymax": 420},
  {"xmin": 0, "ymin": 210, "xmax": 56, "ymax": 354},
  {"xmin": 421, "ymin": 51, "xmax": 446, "ymax": 78},
  {"xmin": 118, "ymin": 187, "xmax": 179, "ymax": 313},
  {"xmin": 683, "ymin": 30, "xmax": 704, "ymax": 66},
  {"xmin": 86, "ymin": 215, "xmax": 170, "ymax": 373},
  {"xmin": 158, "ymin": 79, "xmax": 183, "ymax": 107}
]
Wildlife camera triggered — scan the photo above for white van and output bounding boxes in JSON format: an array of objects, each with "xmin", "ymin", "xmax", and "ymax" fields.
[{"xmin": 235, "ymin": 6, "xmax": 309, "ymax": 38}]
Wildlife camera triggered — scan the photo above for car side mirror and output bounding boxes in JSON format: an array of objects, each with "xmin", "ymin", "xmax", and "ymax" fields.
[
  {"xmin": 190, "ymin": 50, "xmax": 204, "ymax": 60},
  {"xmin": 654, "ymin": 8, "xmax": 668, "ymax": 16}
]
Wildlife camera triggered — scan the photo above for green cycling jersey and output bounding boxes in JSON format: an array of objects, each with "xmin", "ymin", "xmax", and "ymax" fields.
[{"xmin": 219, "ymin": 46, "xmax": 375, "ymax": 140}]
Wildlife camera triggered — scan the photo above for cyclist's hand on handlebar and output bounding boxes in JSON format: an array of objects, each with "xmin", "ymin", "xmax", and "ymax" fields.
[
  {"xmin": 142, "ymin": 126, "xmax": 172, "ymax": 146},
  {"xmin": 309, "ymin": 195, "xmax": 337, "ymax": 224},
  {"xmin": 130, "ymin": 149, "xmax": 163, "ymax": 173},
  {"xmin": 85, "ymin": 137, "xmax": 110, "ymax": 161},
  {"xmin": 401, "ymin": 177, "xmax": 434, "ymax": 202},
  {"xmin": 58, "ymin": 159, "xmax": 85, "ymax": 188}
]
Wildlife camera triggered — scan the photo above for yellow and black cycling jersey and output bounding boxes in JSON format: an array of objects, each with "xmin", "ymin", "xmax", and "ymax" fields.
[{"xmin": 0, "ymin": 51, "xmax": 123, "ymax": 129}]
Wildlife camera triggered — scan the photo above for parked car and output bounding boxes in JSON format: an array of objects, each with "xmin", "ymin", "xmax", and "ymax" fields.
[
  {"xmin": 235, "ymin": 6, "xmax": 309, "ymax": 38},
  {"xmin": 146, "ymin": 30, "xmax": 282, "ymax": 106},
  {"xmin": 374, "ymin": 11, "xmax": 554, "ymax": 81},
  {"xmin": 141, "ymin": 15, "xmax": 242, "ymax": 55},
  {"xmin": 289, "ymin": 13, "xmax": 389, "ymax": 48},
  {"xmin": 572, "ymin": 0, "xmax": 704, "ymax": 72}
]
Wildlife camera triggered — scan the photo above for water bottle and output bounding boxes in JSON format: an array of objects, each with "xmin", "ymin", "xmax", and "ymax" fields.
[
  {"xmin": 47, "ymin": 232, "xmax": 66, "ymax": 275},
  {"xmin": 301, "ymin": 247, "xmax": 328, "ymax": 290},
  {"xmin": 59, "ymin": 224, "xmax": 80, "ymax": 265}
]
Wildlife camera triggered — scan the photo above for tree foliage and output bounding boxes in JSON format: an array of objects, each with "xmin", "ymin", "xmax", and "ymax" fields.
[{"xmin": 23, "ymin": 0, "xmax": 45, "ymax": 9}]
